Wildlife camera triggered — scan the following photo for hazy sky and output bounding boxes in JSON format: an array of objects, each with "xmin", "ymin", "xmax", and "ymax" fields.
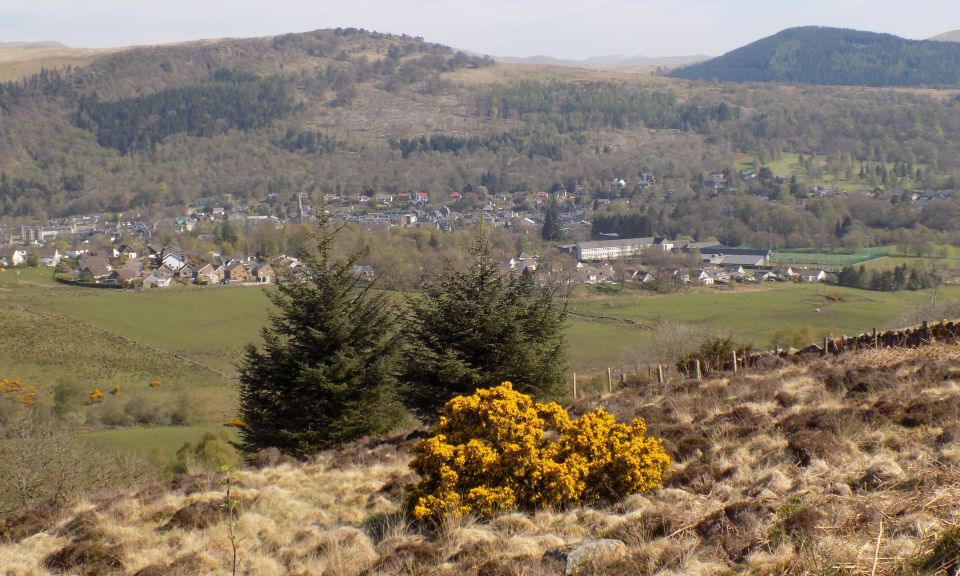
[{"xmin": 2, "ymin": 0, "xmax": 958, "ymax": 59}]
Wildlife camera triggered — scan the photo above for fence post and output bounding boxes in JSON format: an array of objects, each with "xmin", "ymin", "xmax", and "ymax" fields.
[
  {"xmin": 873, "ymin": 328, "xmax": 878, "ymax": 350},
  {"xmin": 606, "ymin": 367, "xmax": 612, "ymax": 393},
  {"xmin": 822, "ymin": 336, "xmax": 829, "ymax": 356},
  {"xmin": 572, "ymin": 372, "xmax": 577, "ymax": 400},
  {"xmin": 695, "ymin": 358, "xmax": 702, "ymax": 381},
  {"xmin": 731, "ymin": 351, "xmax": 738, "ymax": 374},
  {"xmin": 620, "ymin": 373, "xmax": 627, "ymax": 385},
  {"xmin": 657, "ymin": 364, "xmax": 664, "ymax": 385}
]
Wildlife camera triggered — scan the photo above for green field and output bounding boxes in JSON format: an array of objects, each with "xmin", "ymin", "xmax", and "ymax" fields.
[
  {"xmin": 85, "ymin": 425, "xmax": 238, "ymax": 466},
  {"xmin": 569, "ymin": 283, "xmax": 957, "ymax": 352},
  {"xmin": 735, "ymin": 152, "xmax": 921, "ymax": 193},
  {"xmin": 3, "ymin": 268, "xmax": 956, "ymax": 460}
]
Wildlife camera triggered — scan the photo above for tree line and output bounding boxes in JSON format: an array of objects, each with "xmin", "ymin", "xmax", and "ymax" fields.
[
  {"xmin": 831, "ymin": 263, "xmax": 942, "ymax": 292},
  {"xmin": 74, "ymin": 70, "xmax": 295, "ymax": 154}
]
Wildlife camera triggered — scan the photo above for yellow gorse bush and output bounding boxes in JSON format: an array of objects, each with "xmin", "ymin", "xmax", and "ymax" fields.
[
  {"xmin": 1, "ymin": 378, "xmax": 35, "ymax": 404},
  {"xmin": 407, "ymin": 382, "xmax": 671, "ymax": 522}
]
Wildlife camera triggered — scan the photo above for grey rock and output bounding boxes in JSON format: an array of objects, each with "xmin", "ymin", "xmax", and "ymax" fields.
[{"xmin": 545, "ymin": 539, "xmax": 628, "ymax": 576}]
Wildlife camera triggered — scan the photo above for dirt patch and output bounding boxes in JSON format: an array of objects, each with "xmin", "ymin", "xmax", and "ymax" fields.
[
  {"xmin": 133, "ymin": 553, "xmax": 211, "ymax": 576},
  {"xmin": 44, "ymin": 539, "xmax": 125, "ymax": 574},
  {"xmin": 667, "ymin": 462, "xmax": 736, "ymax": 494},
  {"xmin": 695, "ymin": 500, "xmax": 773, "ymax": 561},
  {"xmin": 899, "ymin": 396, "xmax": 960, "ymax": 427},
  {"xmin": 0, "ymin": 506, "xmax": 57, "ymax": 542},
  {"xmin": 823, "ymin": 365, "xmax": 900, "ymax": 396},
  {"xmin": 160, "ymin": 497, "xmax": 247, "ymax": 531},
  {"xmin": 787, "ymin": 430, "xmax": 852, "ymax": 466}
]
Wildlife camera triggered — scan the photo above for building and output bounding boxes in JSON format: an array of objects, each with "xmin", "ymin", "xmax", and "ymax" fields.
[
  {"xmin": 695, "ymin": 245, "xmax": 772, "ymax": 268},
  {"xmin": 575, "ymin": 237, "xmax": 673, "ymax": 261}
]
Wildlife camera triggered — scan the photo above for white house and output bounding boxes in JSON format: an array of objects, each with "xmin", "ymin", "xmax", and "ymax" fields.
[
  {"xmin": 1, "ymin": 248, "xmax": 26, "ymax": 267},
  {"xmin": 805, "ymin": 269, "xmax": 829, "ymax": 283},
  {"xmin": 37, "ymin": 246, "xmax": 61, "ymax": 267}
]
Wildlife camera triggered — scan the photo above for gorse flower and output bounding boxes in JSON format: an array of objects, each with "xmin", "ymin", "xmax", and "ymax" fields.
[{"xmin": 407, "ymin": 382, "xmax": 671, "ymax": 523}]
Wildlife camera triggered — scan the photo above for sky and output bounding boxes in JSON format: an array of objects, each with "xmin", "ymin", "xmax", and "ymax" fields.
[{"xmin": 1, "ymin": 0, "xmax": 958, "ymax": 59}]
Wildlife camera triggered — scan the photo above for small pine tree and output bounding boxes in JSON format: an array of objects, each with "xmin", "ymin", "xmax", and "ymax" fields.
[
  {"xmin": 237, "ymin": 217, "xmax": 406, "ymax": 457},
  {"xmin": 400, "ymin": 240, "xmax": 567, "ymax": 421}
]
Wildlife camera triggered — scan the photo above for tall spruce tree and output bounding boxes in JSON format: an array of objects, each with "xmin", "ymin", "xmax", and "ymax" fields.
[
  {"xmin": 400, "ymin": 240, "xmax": 567, "ymax": 421},
  {"xmin": 237, "ymin": 218, "xmax": 406, "ymax": 457},
  {"xmin": 541, "ymin": 199, "xmax": 562, "ymax": 241}
]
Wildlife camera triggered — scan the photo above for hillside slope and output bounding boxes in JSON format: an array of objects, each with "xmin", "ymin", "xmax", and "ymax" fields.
[
  {"xmin": 3, "ymin": 343, "xmax": 960, "ymax": 575},
  {"xmin": 669, "ymin": 26, "xmax": 960, "ymax": 86},
  {"xmin": 930, "ymin": 30, "xmax": 960, "ymax": 42}
]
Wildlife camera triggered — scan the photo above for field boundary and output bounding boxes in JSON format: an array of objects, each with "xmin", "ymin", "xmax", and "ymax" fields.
[{"xmin": 567, "ymin": 310, "xmax": 652, "ymax": 329}]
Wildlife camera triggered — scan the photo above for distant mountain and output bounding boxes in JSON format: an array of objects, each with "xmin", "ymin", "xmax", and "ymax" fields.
[
  {"xmin": 494, "ymin": 53, "xmax": 708, "ymax": 70},
  {"xmin": 668, "ymin": 26, "xmax": 960, "ymax": 87},
  {"xmin": 930, "ymin": 30, "xmax": 960, "ymax": 42},
  {"xmin": 0, "ymin": 41, "xmax": 70, "ymax": 49}
]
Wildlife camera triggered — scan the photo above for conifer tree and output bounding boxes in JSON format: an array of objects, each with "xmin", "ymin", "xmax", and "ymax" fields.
[
  {"xmin": 237, "ymin": 217, "xmax": 406, "ymax": 457},
  {"xmin": 541, "ymin": 199, "xmax": 562, "ymax": 241},
  {"xmin": 400, "ymin": 240, "xmax": 567, "ymax": 421}
]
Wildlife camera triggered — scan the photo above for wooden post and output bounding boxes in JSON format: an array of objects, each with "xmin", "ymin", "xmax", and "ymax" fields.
[
  {"xmin": 873, "ymin": 327, "xmax": 878, "ymax": 350},
  {"xmin": 572, "ymin": 373, "xmax": 577, "ymax": 400},
  {"xmin": 620, "ymin": 373, "xmax": 627, "ymax": 385},
  {"xmin": 657, "ymin": 364, "xmax": 664, "ymax": 385},
  {"xmin": 822, "ymin": 336, "xmax": 829, "ymax": 356},
  {"xmin": 731, "ymin": 351, "xmax": 738, "ymax": 374},
  {"xmin": 695, "ymin": 358, "xmax": 702, "ymax": 381},
  {"xmin": 606, "ymin": 367, "xmax": 612, "ymax": 393}
]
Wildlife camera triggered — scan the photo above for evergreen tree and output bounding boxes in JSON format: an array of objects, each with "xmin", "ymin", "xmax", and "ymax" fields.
[
  {"xmin": 541, "ymin": 199, "xmax": 562, "ymax": 241},
  {"xmin": 237, "ymin": 217, "xmax": 406, "ymax": 457},
  {"xmin": 400, "ymin": 240, "xmax": 567, "ymax": 421}
]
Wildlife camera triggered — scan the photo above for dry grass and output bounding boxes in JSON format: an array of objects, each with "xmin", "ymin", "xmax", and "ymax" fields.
[
  {"xmin": 5, "ymin": 344, "xmax": 960, "ymax": 574},
  {"xmin": 0, "ymin": 47, "xmax": 119, "ymax": 82}
]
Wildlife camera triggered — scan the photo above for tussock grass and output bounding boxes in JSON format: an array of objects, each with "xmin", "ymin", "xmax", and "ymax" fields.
[{"xmin": 6, "ymin": 344, "xmax": 960, "ymax": 574}]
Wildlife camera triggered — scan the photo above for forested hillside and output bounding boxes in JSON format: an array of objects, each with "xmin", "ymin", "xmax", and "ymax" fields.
[
  {"xmin": 1, "ymin": 28, "xmax": 960, "ymax": 253},
  {"xmin": 669, "ymin": 27, "xmax": 960, "ymax": 87}
]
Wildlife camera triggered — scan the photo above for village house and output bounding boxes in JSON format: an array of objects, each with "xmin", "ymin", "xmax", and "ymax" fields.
[
  {"xmin": 75, "ymin": 256, "xmax": 113, "ymax": 283},
  {"xmin": 223, "ymin": 262, "xmax": 249, "ymax": 283},
  {"xmin": 0, "ymin": 247, "xmax": 27, "ymax": 267},
  {"xmin": 143, "ymin": 265, "xmax": 175, "ymax": 288},
  {"xmin": 192, "ymin": 263, "xmax": 220, "ymax": 285},
  {"xmin": 37, "ymin": 246, "xmax": 61, "ymax": 267},
  {"xmin": 253, "ymin": 263, "xmax": 275, "ymax": 283}
]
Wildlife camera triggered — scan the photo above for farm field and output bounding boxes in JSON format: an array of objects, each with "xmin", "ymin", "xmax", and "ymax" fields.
[
  {"xmin": 4, "ymin": 269, "xmax": 957, "ymax": 460},
  {"xmin": 569, "ymin": 282, "xmax": 959, "ymax": 351}
]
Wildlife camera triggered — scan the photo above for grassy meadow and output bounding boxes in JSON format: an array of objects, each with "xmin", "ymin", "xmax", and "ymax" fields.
[{"xmin": 3, "ymin": 266, "xmax": 955, "ymax": 459}]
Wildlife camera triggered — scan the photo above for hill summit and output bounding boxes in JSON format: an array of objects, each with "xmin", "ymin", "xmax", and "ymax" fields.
[
  {"xmin": 668, "ymin": 26, "xmax": 960, "ymax": 87},
  {"xmin": 930, "ymin": 30, "xmax": 960, "ymax": 42}
]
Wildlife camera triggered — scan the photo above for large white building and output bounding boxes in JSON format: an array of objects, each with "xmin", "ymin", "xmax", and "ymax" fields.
[{"xmin": 575, "ymin": 237, "xmax": 673, "ymax": 261}]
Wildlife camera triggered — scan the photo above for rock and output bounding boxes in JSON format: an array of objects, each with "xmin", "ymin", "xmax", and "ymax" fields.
[
  {"xmin": 857, "ymin": 459, "xmax": 903, "ymax": 490},
  {"xmin": 544, "ymin": 539, "xmax": 628, "ymax": 576}
]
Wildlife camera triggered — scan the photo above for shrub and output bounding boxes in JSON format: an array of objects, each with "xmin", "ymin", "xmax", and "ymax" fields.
[
  {"xmin": 676, "ymin": 336, "xmax": 751, "ymax": 376},
  {"xmin": 173, "ymin": 431, "xmax": 240, "ymax": 474},
  {"xmin": 406, "ymin": 382, "xmax": 671, "ymax": 523}
]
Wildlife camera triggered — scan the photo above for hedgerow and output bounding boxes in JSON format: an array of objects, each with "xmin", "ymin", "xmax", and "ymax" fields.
[{"xmin": 406, "ymin": 382, "xmax": 671, "ymax": 522}]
